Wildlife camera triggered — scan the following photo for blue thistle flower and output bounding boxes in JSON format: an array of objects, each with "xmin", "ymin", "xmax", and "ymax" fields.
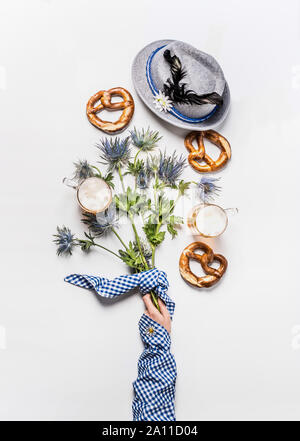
[
  {"xmin": 53, "ymin": 226, "xmax": 77, "ymax": 256},
  {"xmin": 96, "ymin": 137, "xmax": 131, "ymax": 170},
  {"xmin": 81, "ymin": 213, "xmax": 105, "ymax": 236},
  {"xmin": 145, "ymin": 155, "xmax": 159, "ymax": 177},
  {"xmin": 133, "ymin": 238, "xmax": 152, "ymax": 259},
  {"xmin": 158, "ymin": 151, "xmax": 186, "ymax": 186},
  {"xmin": 137, "ymin": 168, "xmax": 150, "ymax": 190},
  {"xmin": 198, "ymin": 176, "xmax": 221, "ymax": 202},
  {"xmin": 95, "ymin": 203, "xmax": 118, "ymax": 232},
  {"xmin": 73, "ymin": 159, "xmax": 94, "ymax": 182},
  {"xmin": 130, "ymin": 127, "xmax": 162, "ymax": 151},
  {"xmin": 81, "ymin": 204, "xmax": 118, "ymax": 236}
]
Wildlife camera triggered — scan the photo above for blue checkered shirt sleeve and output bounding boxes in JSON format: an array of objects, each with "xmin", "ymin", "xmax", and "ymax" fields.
[{"xmin": 132, "ymin": 314, "xmax": 177, "ymax": 421}]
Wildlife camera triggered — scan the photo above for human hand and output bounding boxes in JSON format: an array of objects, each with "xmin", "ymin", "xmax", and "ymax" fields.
[{"xmin": 142, "ymin": 294, "xmax": 171, "ymax": 334}]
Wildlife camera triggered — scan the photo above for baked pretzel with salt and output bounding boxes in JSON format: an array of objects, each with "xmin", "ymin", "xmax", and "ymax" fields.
[
  {"xmin": 184, "ymin": 130, "xmax": 231, "ymax": 173},
  {"xmin": 86, "ymin": 87, "xmax": 134, "ymax": 134},
  {"xmin": 179, "ymin": 242, "xmax": 227, "ymax": 288}
]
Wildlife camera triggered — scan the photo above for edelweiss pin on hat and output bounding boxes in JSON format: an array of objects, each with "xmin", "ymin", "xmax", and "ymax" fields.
[{"xmin": 132, "ymin": 40, "xmax": 230, "ymax": 130}]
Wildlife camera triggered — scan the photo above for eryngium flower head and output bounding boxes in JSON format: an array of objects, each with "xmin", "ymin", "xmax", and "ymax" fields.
[
  {"xmin": 146, "ymin": 155, "xmax": 159, "ymax": 176},
  {"xmin": 134, "ymin": 238, "xmax": 152, "ymax": 259},
  {"xmin": 81, "ymin": 204, "xmax": 118, "ymax": 236},
  {"xmin": 130, "ymin": 127, "xmax": 162, "ymax": 151},
  {"xmin": 53, "ymin": 226, "xmax": 77, "ymax": 256},
  {"xmin": 198, "ymin": 176, "xmax": 221, "ymax": 202},
  {"xmin": 96, "ymin": 137, "xmax": 131, "ymax": 170},
  {"xmin": 95, "ymin": 203, "xmax": 118, "ymax": 231},
  {"xmin": 73, "ymin": 159, "xmax": 94, "ymax": 182},
  {"xmin": 137, "ymin": 168, "xmax": 150, "ymax": 189},
  {"xmin": 158, "ymin": 151, "xmax": 186, "ymax": 186}
]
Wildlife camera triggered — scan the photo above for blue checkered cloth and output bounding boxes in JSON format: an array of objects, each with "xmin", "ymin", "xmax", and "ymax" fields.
[
  {"xmin": 65, "ymin": 268, "xmax": 175, "ymax": 317},
  {"xmin": 64, "ymin": 268, "xmax": 176, "ymax": 421}
]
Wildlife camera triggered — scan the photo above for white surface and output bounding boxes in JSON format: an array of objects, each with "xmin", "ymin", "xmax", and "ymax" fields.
[{"xmin": 0, "ymin": 0, "xmax": 300, "ymax": 421}]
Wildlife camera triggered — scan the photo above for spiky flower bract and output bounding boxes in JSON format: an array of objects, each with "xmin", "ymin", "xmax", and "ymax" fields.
[
  {"xmin": 53, "ymin": 226, "xmax": 77, "ymax": 256},
  {"xmin": 158, "ymin": 151, "xmax": 186, "ymax": 186},
  {"xmin": 72, "ymin": 160, "xmax": 94, "ymax": 182},
  {"xmin": 146, "ymin": 155, "xmax": 159, "ymax": 176},
  {"xmin": 137, "ymin": 168, "xmax": 151, "ymax": 190},
  {"xmin": 81, "ymin": 204, "xmax": 118, "ymax": 236},
  {"xmin": 81, "ymin": 212, "xmax": 105, "ymax": 236},
  {"xmin": 198, "ymin": 176, "xmax": 221, "ymax": 202},
  {"xmin": 134, "ymin": 238, "xmax": 152, "ymax": 259},
  {"xmin": 126, "ymin": 158, "xmax": 144, "ymax": 177},
  {"xmin": 130, "ymin": 127, "xmax": 162, "ymax": 151},
  {"xmin": 95, "ymin": 204, "xmax": 118, "ymax": 231},
  {"xmin": 96, "ymin": 137, "xmax": 131, "ymax": 170}
]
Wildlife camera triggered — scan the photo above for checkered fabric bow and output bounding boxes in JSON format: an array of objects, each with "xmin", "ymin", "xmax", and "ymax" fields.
[{"xmin": 64, "ymin": 268, "xmax": 175, "ymax": 317}]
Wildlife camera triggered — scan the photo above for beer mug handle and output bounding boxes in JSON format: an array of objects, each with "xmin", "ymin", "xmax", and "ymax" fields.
[
  {"xmin": 225, "ymin": 207, "xmax": 238, "ymax": 217},
  {"xmin": 62, "ymin": 177, "xmax": 78, "ymax": 189}
]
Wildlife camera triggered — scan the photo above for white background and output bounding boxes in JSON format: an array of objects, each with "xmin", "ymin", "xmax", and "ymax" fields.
[{"xmin": 0, "ymin": 0, "xmax": 300, "ymax": 421}]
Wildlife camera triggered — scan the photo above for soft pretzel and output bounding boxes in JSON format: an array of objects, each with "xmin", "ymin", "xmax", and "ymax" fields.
[
  {"xmin": 179, "ymin": 242, "xmax": 227, "ymax": 288},
  {"xmin": 86, "ymin": 87, "xmax": 134, "ymax": 133},
  {"xmin": 184, "ymin": 130, "xmax": 231, "ymax": 173}
]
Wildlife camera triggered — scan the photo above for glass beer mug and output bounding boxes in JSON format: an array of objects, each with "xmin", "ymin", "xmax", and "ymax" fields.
[
  {"xmin": 187, "ymin": 203, "xmax": 238, "ymax": 238},
  {"xmin": 63, "ymin": 176, "xmax": 112, "ymax": 214}
]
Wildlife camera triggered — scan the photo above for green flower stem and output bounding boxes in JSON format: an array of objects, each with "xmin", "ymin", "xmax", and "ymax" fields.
[
  {"xmin": 129, "ymin": 214, "xmax": 148, "ymax": 270},
  {"xmin": 150, "ymin": 220, "xmax": 162, "ymax": 270},
  {"xmin": 133, "ymin": 148, "xmax": 143, "ymax": 166},
  {"xmin": 117, "ymin": 166, "xmax": 146, "ymax": 265},
  {"xmin": 91, "ymin": 165, "xmax": 102, "ymax": 176},
  {"xmin": 118, "ymin": 164, "xmax": 160, "ymax": 312},
  {"xmin": 151, "ymin": 245, "xmax": 155, "ymax": 268},
  {"xmin": 150, "ymin": 291, "xmax": 160, "ymax": 310},
  {"xmin": 117, "ymin": 165, "xmax": 147, "ymax": 266},
  {"xmin": 150, "ymin": 172, "xmax": 160, "ymax": 275},
  {"xmin": 133, "ymin": 148, "xmax": 143, "ymax": 190},
  {"xmin": 111, "ymin": 227, "xmax": 128, "ymax": 250},
  {"xmin": 153, "ymin": 173, "xmax": 158, "ymax": 208},
  {"xmin": 130, "ymin": 216, "xmax": 161, "ymax": 312},
  {"xmin": 93, "ymin": 243, "xmax": 122, "ymax": 259},
  {"xmin": 118, "ymin": 165, "xmax": 125, "ymax": 192},
  {"xmin": 169, "ymin": 190, "xmax": 181, "ymax": 214},
  {"xmin": 150, "ymin": 189, "xmax": 182, "ymax": 274}
]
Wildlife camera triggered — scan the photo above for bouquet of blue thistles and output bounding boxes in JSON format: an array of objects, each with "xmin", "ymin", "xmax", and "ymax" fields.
[{"xmin": 53, "ymin": 127, "xmax": 221, "ymax": 309}]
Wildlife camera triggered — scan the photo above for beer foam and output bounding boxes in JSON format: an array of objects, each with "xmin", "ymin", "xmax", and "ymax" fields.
[
  {"xmin": 77, "ymin": 177, "xmax": 111, "ymax": 213},
  {"xmin": 196, "ymin": 205, "xmax": 227, "ymax": 237}
]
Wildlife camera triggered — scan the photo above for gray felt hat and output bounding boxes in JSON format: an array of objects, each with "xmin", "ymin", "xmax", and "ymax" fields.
[{"xmin": 132, "ymin": 39, "xmax": 230, "ymax": 130}]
